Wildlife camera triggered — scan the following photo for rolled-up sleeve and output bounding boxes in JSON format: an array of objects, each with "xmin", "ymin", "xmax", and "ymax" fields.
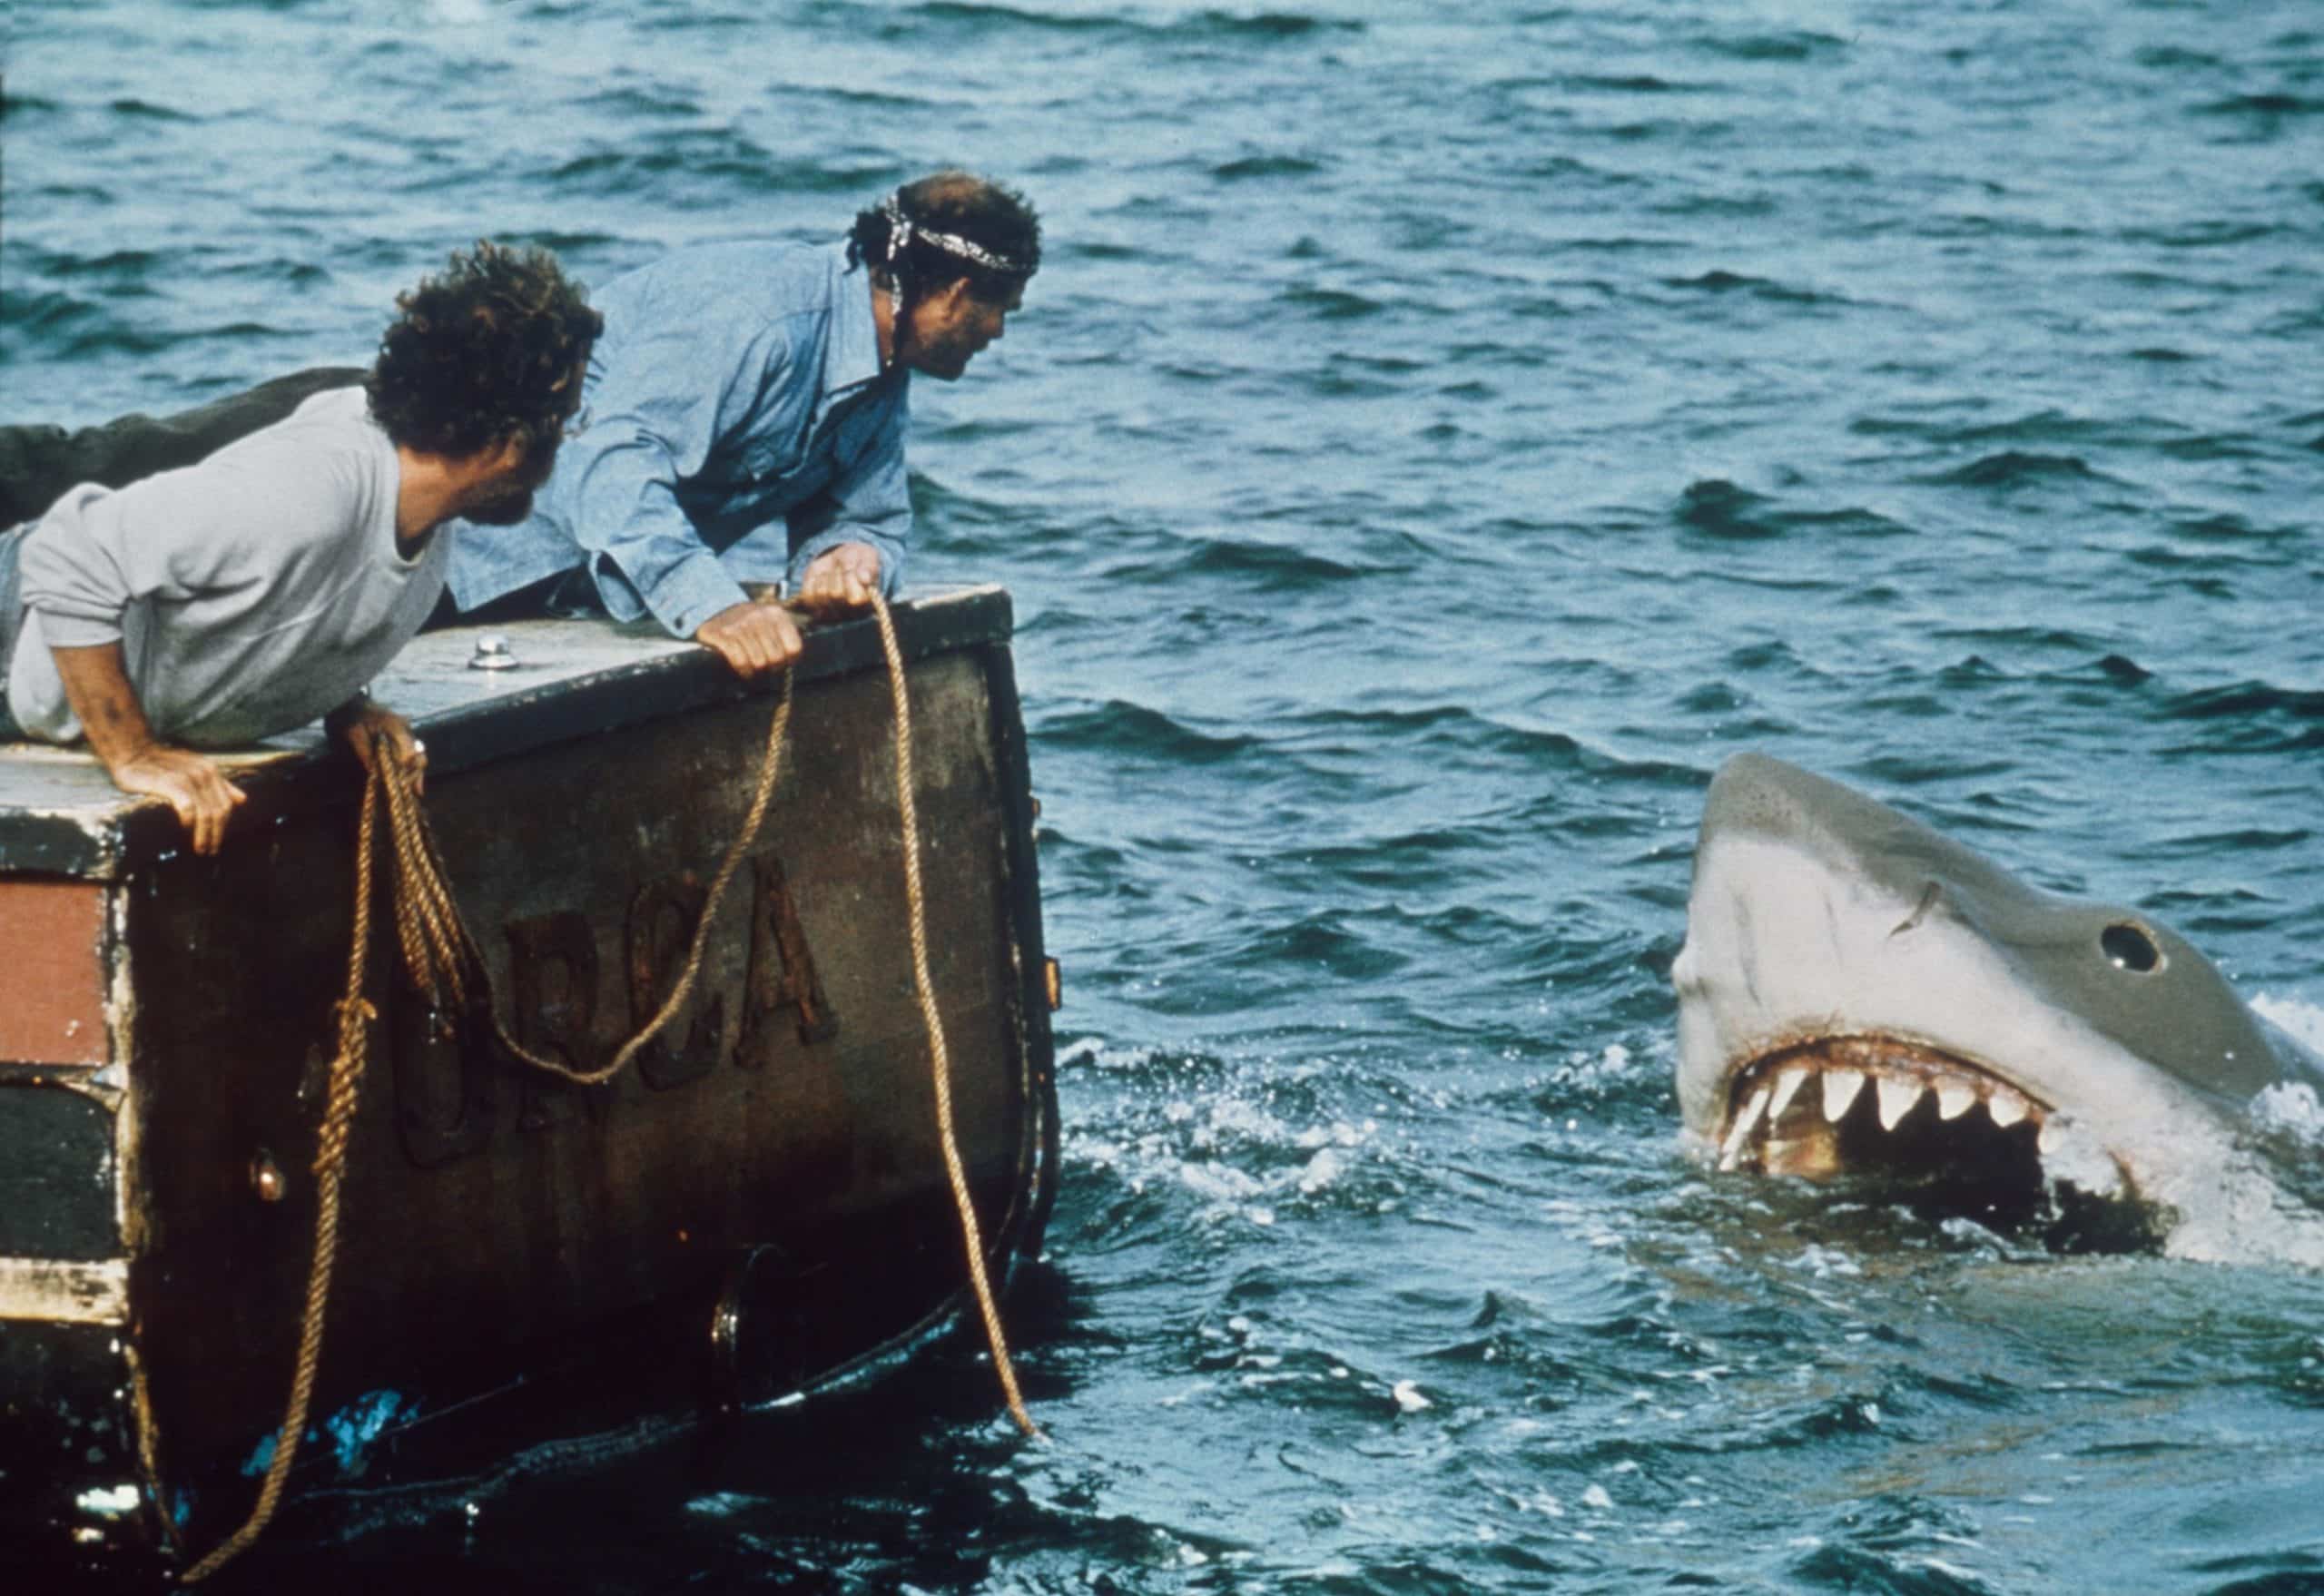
[
  {"xmin": 783, "ymin": 395, "xmax": 911, "ymax": 598},
  {"xmin": 18, "ymin": 465, "xmax": 304, "ymax": 646},
  {"xmin": 16, "ymin": 488, "xmax": 143, "ymax": 647},
  {"xmin": 554, "ymin": 316, "xmax": 787, "ymax": 639}
]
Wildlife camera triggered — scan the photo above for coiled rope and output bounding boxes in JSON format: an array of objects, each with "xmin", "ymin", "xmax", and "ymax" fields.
[{"xmin": 182, "ymin": 600, "xmax": 1034, "ymax": 1582}]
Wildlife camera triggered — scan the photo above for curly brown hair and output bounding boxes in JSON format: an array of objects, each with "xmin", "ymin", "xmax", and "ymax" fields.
[{"xmin": 365, "ymin": 241, "xmax": 602, "ymax": 458}]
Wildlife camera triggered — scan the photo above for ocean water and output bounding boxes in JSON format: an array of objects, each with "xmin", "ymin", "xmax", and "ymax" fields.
[{"xmin": 8, "ymin": 1, "xmax": 2324, "ymax": 1591}]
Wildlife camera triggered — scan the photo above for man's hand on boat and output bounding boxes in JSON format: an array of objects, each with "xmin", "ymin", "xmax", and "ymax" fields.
[
  {"xmin": 695, "ymin": 595, "xmax": 805, "ymax": 679},
  {"xmin": 337, "ymin": 701, "xmax": 429, "ymax": 794},
  {"xmin": 693, "ymin": 544, "xmax": 881, "ymax": 678},
  {"xmin": 111, "ymin": 745, "xmax": 248, "ymax": 856},
  {"xmin": 50, "ymin": 638, "xmax": 248, "ymax": 854},
  {"xmin": 792, "ymin": 541, "xmax": 883, "ymax": 620}
]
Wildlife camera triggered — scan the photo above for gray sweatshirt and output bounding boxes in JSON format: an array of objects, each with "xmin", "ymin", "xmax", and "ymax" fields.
[{"xmin": 5, "ymin": 388, "xmax": 447, "ymax": 748}]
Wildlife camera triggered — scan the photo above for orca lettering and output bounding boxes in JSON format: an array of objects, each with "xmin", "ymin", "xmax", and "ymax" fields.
[
  {"xmin": 734, "ymin": 852, "xmax": 839, "ymax": 1071},
  {"xmin": 626, "ymin": 873, "xmax": 722, "ymax": 1091},
  {"xmin": 387, "ymin": 853, "xmax": 835, "ymax": 1167},
  {"xmin": 507, "ymin": 909, "xmax": 604, "ymax": 1131}
]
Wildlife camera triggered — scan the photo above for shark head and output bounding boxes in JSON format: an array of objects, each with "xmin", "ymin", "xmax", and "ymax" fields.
[{"xmin": 1672, "ymin": 753, "xmax": 2324, "ymax": 1263}]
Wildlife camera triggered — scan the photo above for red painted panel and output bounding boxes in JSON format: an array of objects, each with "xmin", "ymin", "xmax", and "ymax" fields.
[{"xmin": 0, "ymin": 881, "xmax": 108, "ymax": 1065}]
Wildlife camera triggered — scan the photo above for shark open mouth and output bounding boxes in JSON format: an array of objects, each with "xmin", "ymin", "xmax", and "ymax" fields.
[{"xmin": 1715, "ymin": 1035, "xmax": 2161, "ymax": 1249}]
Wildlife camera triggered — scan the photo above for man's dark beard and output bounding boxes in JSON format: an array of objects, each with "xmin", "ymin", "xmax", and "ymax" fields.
[
  {"xmin": 900, "ymin": 321, "xmax": 975, "ymax": 382},
  {"xmin": 462, "ymin": 438, "xmax": 558, "ymax": 525},
  {"xmin": 461, "ymin": 485, "xmax": 537, "ymax": 526}
]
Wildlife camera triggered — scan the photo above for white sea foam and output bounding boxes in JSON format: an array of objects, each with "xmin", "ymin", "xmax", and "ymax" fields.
[
  {"xmin": 1065, "ymin": 1053, "xmax": 1392, "ymax": 1227},
  {"xmin": 2254, "ymin": 992, "xmax": 2324, "ymax": 1055},
  {"xmin": 2250, "ymin": 1081, "xmax": 2324, "ymax": 1145}
]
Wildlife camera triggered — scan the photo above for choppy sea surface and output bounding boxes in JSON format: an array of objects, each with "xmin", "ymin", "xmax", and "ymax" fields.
[{"xmin": 8, "ymin": 1, "xmax": 2324, "ymax": 1591}]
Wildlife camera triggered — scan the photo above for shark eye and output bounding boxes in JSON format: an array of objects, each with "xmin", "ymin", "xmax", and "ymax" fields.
[{"xmin": 2101, "ymin": 921, "xmax": 2162, "ymax": 974}]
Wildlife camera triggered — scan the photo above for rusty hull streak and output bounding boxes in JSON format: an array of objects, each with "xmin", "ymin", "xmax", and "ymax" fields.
[
  {"xmin": 124, "ymin": 1343, "xmax": 182, "ymax": 1562},
  {"xmin": 112, "ymin": 935, "xmax": 151, "ymax": 1260}
]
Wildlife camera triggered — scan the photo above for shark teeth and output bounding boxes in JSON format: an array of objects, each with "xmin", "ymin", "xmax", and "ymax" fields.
[
  {"xmin": 1821, "ymin": 1069, "xmax": 1866, "ymax": 1121},
  {"xmin": 1718, "ymin": 1084, "xmax": 1772, "ymax": 1170},
  {"xmin": 1768, "ymin": 1067, "xmax": 1810, "ymax": 1119},
  {"xmin": 1876, "ymin": 1076, "xmax": 1925, "ymax": 1131},
  {"xmin": 1711, "ymin": 1039, "xmax": 2144, "ymax": 1217},
  {"xmin": 1717, "ymin": 1039, "xmax": 2056, "ymax": 1174}
]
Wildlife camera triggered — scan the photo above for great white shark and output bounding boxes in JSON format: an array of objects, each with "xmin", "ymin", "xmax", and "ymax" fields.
[{"xmin": 1672, "ymin": 753, "xmax": 2324, "ymax": 1266}]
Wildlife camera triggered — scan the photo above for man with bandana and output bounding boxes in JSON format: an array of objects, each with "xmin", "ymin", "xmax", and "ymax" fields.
[{"xmin": 438, "ymin": 172, "xmax": 1042, "ymax": 677}]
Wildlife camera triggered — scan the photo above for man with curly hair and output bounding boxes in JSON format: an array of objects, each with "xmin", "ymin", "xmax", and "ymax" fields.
[
  {"xmin": 440, "ymin": 171, "xmax": 1040, "ymax": 678},
  {"xmin": 0, "ymin": 242, "xmax": 601, "ymax": 855}
]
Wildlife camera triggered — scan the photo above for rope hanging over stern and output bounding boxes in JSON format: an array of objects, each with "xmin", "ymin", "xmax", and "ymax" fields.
[{"xmin": 182, "ymin": 602, "xmax": 1035, "ymax": 1582}]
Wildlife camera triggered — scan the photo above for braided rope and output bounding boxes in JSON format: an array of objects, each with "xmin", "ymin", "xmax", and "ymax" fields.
[
  {"xmin": 870, "ymin": 594, "xmax": 1039, "ymax": 1438},
  {"xmin": 184, "ymin": 671, "xmax": 794, "ymax": 1582},
  {"xmin": 180, "ymin": 782, "xmax": 385, "ymax": 1585},
  {"xmin": 389, "ymin": 668, "xmax": 794, "ymax": 1086},
  {"xmin": 183, "ymin": 603, "xmax": 1037, "ymax": 1578}
]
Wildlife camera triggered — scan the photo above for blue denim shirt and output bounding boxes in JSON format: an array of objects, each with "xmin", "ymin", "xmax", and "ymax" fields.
[{"xmin": 445, "ymin": 241, "xmax": 911, "ymax": 638}]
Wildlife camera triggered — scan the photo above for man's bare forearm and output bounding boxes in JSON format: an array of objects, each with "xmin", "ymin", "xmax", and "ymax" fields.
[
  {"xmin": 49, "ymin": 639, "xmax": 246, "ymax": 854},
  {"xmin": 50, "ymin": 640, "xmax": 163, "ymax": 769}
]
